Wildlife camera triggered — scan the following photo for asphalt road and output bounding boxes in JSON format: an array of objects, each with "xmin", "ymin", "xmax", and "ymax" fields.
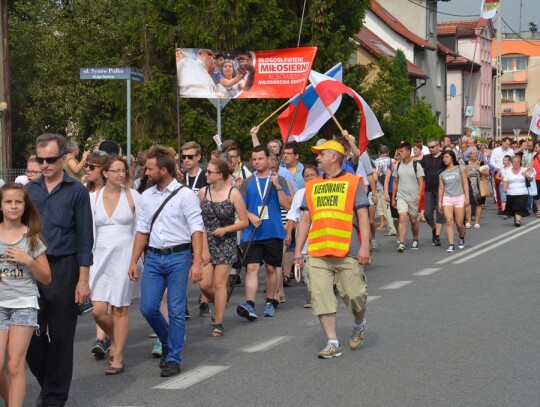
[{"xmin": 23, "ymin": 205, "xmax": 540, "ymax": 407}]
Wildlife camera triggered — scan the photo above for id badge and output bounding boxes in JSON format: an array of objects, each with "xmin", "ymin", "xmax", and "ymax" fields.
[{"xmin": 258, "ymin": 205, "xmax": 269, "ymax": 220}]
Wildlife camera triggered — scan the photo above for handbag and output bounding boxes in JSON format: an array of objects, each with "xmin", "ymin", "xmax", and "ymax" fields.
[
  {"xmin": 523, "ymin": 167, "xmax": 533, "ymax": 180},
  {"xmin": 206, "ymin": 187, "xmax": 243, "ymax": 269},
  {"xmin": 478, "ymin": 176, "xmax": 491, "ymax": 198}
]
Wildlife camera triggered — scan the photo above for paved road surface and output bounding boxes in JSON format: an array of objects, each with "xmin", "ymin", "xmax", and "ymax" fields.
[{"xmin": 23, "ymin": 207, "xmax": 540, "ymax": 406}]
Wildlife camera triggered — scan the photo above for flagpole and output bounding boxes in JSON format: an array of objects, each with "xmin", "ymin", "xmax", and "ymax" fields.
[
  {"xmin": 257, "ymin": 100, "xmax": 291, "ymax": 128},
  {"xmin": 324, "ymin": 105, "xmax": 345, "ymax": 133}
]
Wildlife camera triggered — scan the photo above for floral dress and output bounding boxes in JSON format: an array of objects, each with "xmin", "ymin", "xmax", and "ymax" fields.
[{"xmin": 201, "ymin": 187, "xmax": 238, "ymax": 265}]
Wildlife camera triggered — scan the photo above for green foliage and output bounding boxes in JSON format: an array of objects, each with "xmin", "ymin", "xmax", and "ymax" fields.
[
  {"xmin": 361, "ymin": 50, "xmax": 444, "ymax": 153},
  {"xmin": 8, "ymin": 0, "xmax": 369, "ymax": 166}
]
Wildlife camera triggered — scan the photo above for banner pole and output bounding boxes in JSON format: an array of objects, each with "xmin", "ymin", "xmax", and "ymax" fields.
[
  {"xmin": 175, "ymin": 44, "xmax": 182, "ymax": 153},
  {"xmin": 324, "ymin": 105, "xmax": 344, "ymax": 133}
]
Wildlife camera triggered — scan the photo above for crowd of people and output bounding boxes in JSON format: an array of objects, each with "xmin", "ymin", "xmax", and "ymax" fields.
[{"xmin": 0, "ymin": 130, "xmax": 538, "ymax": 406}]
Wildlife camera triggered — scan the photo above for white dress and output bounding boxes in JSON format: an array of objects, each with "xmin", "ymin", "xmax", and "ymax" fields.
[{"xmin": 90, "ymin": 188, "xmax": 141, "ymax": 307}]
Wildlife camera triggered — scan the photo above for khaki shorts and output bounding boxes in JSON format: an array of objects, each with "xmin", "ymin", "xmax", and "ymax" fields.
[
  {"xmin": 396, "ymin": 198, "xmax": 419, "ymax": 218},
  {"xmin": 307, "ymin": 256, "xmax": 368, "ymax": 316}
]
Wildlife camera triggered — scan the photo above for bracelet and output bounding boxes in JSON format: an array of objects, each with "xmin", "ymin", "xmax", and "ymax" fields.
[
  {"xmin": 275, "ymin": 186, "xmax": 283, "ymax": 191},
  {"xmin": 293, "ymin": 257, "xmax": 302, "ymax": 260},
  {"xmin": 438, "ymin": 203, "xmax": 442, "ymax": 205}
]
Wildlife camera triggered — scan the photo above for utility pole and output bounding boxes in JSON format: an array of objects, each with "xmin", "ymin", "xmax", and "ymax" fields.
[
  {"xmin": 495, "ymin": 7, "xmax": 502, "ymax": 140},
  {"xmin": 0, "ymin": 0, "xmax": 12, "ymax": 169}
]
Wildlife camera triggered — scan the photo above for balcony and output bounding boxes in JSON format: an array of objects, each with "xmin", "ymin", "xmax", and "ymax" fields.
[
  {"xmin": 501, "ymin": 101, "xmax": 528, "ymax": 115},
  {"xmin": 501, "ymin": 71, "xmax": 528, "ymax": 85}
]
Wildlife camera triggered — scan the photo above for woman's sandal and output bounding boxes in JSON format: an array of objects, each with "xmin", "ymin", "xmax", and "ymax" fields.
[
  {"xmin": 211, "ymin": 324, "xmax": 224, "ymax": 337},
  {"xmin": 108, "ymin": 356, "xmax": 114, "ymax": 366},
  {"xmin": 282, "ymin": 275, "xmax": 291, "ymax": 287},
  {"xmin": 105, "ymin": 363, "xmax": 124, "ymax": 375},
  {"xmin": 536, "ymin": 211, "xmax": 540, "ymax": 218}
]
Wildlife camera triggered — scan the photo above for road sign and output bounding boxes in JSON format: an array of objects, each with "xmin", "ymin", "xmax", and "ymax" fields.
[{"xmin": 79, "ymin": 67, "xmax": 145, "ymax": 165}]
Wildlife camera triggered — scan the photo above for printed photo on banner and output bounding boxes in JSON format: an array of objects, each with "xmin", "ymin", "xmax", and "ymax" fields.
[{"xmin": 175, "ymin": 47, "xmax": 317, "ymax": 100}]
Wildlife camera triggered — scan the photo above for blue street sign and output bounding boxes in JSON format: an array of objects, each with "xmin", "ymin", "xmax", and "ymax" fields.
[{"xmin": 80, "ymin": 67, "xmax": 145, "ymax": 82}]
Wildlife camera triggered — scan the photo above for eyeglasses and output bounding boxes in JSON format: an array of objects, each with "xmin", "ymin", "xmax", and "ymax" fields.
[
  {"xmin": 107, "ymin": 169, "xmax": 128, "ymax": 175},
  {"xmin": 36, "ymin": 155, "xmax": 63, "ymax": 164},
  {"xmin": 181, "ymin": 154, "xmax": 196, "ymax": 160},
  {"xmin": 428, "ymin": 145, "xmax": 438, "ymax": 149},
  {"xmin": 85, "ymin": 163, "xmax": 101, "ymax": 171},
  {"xmin": 206, "ymin": 170, "xmax": 220, "ymax": 174},
  {"xmin": 26, "ymin": 170, "xmax": 42, "ymax": 175}
]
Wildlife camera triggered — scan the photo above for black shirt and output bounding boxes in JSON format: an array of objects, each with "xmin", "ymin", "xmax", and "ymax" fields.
[
  {"xmin": 27, "ymin": 172, "xmax": 94, "ymax": 266},
  {"xmin": 420, "ymin": 154, "xmax": 444, "ymax": 192}
]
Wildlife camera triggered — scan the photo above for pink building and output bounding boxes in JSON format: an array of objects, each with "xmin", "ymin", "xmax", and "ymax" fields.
[{"xmin": 438, "ymin": 19, "xmax": 495, "ymax": 139}]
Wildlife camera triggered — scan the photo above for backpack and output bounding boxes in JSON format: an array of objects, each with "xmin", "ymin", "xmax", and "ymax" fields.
[{"xmin": 396, "ymin": 160, "xmax": 418, "ymax": 177}]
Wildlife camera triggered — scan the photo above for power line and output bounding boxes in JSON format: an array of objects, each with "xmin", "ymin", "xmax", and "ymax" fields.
[
  {"xmin": 406, "ymin": 0, "xmax": 478, "ymax": 18},
  {"xmin": 501, "ymin": 17, "xmax": 540, "ymax": 47}
]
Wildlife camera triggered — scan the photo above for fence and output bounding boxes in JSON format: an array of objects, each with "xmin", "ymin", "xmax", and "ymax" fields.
[{"xmin": 0, "ymin": 169, "xmax": 26, "ymax": 183}]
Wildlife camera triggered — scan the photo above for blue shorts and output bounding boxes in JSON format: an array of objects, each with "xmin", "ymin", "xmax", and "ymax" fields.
[{"xmin": 0, "ymin": 307, "xmax": 38, "ymax": 330}]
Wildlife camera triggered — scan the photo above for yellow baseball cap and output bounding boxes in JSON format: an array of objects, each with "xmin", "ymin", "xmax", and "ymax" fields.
[{"xmin": 311, "ymin": 140, "xmax": 345, "ymax": 155}]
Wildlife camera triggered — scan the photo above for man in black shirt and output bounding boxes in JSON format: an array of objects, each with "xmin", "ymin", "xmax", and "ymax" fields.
[
  {"xmin": 26, "ymin": 133, "xmax": 93, "ymax": 407},
  {"xmin": 420, "ymin": 138, "xmax": 445, "ymax": 246}
]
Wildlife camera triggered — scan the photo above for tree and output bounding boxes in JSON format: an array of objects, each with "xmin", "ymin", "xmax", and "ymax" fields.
[
  {"xmin": 8, "ymin": 0, "xmax": 369, "ymax": 166},
  {"xmin": 530, "ymin": 21, "xmax": 538, "ymax": 34}
]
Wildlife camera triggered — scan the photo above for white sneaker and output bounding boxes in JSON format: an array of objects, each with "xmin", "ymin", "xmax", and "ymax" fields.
[
  {"xmin": 465, "ymin": 223, "xmax": 472, "ymax": 229},
  {"xmin": 474, "ymin": 223, "xmax": 480, "ymax": 229},
  {"xmin": 370, "ymin": 239, "xmax": 378, "ymax": 249}
]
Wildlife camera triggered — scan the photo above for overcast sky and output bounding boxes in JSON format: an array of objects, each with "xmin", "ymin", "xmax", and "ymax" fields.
[{"xmin": 438, "ymin": 0, "xmax": 539, "ymax": 34}]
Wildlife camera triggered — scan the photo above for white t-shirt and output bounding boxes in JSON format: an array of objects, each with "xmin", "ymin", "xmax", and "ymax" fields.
[{"xmin": 505, "ymin": 168, "xmax": 529, "ymax": 196}]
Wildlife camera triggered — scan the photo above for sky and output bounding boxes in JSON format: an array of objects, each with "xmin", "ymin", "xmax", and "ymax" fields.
[{"xmin": 438, "ymin": 0, "xmax": 539, "ymax": 34}]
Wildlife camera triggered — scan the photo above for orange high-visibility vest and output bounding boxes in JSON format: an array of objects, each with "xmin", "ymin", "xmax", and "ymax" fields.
[{"xmin": 305, "ymin": 172, "xmax": 360, "ymax": 257}]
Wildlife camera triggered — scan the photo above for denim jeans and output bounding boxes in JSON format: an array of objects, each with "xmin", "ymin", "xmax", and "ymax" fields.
[{"xmin": 140, "ymin": 250, "xmax": 191, "ymax": 364}]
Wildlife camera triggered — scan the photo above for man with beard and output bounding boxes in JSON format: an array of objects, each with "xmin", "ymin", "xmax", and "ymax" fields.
[{"xmin": 128, "ymin": 146, "xmax": 204, "ymax": 377}]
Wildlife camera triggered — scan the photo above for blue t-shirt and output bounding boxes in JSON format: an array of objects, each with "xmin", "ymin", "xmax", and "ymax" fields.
[{"xmin": 239, "ymin": 174, "xmax": 290, "ymax": 242}]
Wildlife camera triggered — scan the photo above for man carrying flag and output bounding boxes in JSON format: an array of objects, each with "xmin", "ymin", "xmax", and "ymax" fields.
[{"xmin": 294, "ymin": 140, "xmax": 370, "ymax": 359}]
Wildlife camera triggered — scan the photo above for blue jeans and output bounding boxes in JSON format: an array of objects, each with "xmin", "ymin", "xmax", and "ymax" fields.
[{"xmin": 140, "ymin": 250, "xmax": 191, "ymax": 364}]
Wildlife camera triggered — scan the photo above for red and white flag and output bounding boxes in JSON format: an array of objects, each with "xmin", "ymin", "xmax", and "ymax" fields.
[
  {"xmin": 530, "ymin": 104, "xmax": 540, "ymax": 136},
  {"xmin": 309, "ymin": 70, "xmax": 383, "ymax": 154},
  {"xmin": 480, "ymin": 0, "xmax": 500, "ymax": 20}
]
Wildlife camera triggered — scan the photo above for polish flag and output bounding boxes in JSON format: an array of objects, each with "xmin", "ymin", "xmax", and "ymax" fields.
[{"xmin": 309, "ymin": 70, "xmax": 384, "ymax": 154}]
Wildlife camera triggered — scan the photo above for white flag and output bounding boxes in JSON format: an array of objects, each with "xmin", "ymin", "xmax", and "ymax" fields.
[
  {"xmin": 480, "ymin": 0, "xmax": 500, "ymax": 20},
  {"xmin": 530, "ymin": 104, "xmax": 540, "ymax": 136}
]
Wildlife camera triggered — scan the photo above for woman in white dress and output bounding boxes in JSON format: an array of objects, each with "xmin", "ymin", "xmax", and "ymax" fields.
[{"xmin": 90, "ymin": 155, "xmax": 141, "ymax": 375}]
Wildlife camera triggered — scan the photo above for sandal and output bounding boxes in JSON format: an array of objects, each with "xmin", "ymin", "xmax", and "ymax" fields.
[
  {"xmin": 536, "ymin": 211, "xmax": 540, "ymax": 218},
  {"xmin": 105, "ymin": 363, "xmax": 124, "ymax": 375},
  {"xmin": 211, "ymin": 324, "xmax": 224, "ymax": 337},
  {"xmin": 282, "ymin": 275, "xmax": 291, "ymax": 287}
]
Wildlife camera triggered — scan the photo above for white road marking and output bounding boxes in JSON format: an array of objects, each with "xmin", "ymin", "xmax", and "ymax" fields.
[
  {"xmin": 453, "ymin": 222, "xmax": 540, "ymax": 264},
  {"xmin": 153, "ymin": 365, "xmax": 230, "ymax": 389},
  {"xmin": 367, "ymin": 295, "xmax": 381, "ymax": 302},
  {"xmin": 380, "ymin": 281, "xmax": 412, "ymax": 290},
  {"xmin": 413, "ymin": 268, "xmax": 441, "ymax": 276},
  {"xmin": 435, "ymin": 219, "xmax": 540, "ymax": 265},
  {"xmin": 240, "ymin": 336, "xmax": 293, "ymax": 352}
]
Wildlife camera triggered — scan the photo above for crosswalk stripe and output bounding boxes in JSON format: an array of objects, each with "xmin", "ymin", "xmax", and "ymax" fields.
[
  {"xmin": 413, "ymin": 268, "xmax": 441, "ymax": 276},
  {"xmin": 240, "ymin": 336, "xmax": 293, "ymax": 353},
  {"xmin": 153, "ymin": 365, "xmax": 230, "ymax": 389},
  {"xmin": 379, "ymin": 280, "xmax": 412, "ymax": 289}
]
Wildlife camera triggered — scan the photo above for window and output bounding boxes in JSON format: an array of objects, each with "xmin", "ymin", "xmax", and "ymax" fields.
[
  {"xmin": 501, "ymin": 88, "xmax": 525, "ymax": 102},
  {"xmin": 502, "ymin": 56, "xmax": 527, "ymax": 71}
]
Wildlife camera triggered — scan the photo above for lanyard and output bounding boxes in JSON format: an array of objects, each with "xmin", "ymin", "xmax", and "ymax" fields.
[
  {"xmin": 254, "ymin": 173, "xmax": 270, "ymax": 201},
  {"xmin": 187, "ymin": 168, "xmax": 202, "ymax": 190}
]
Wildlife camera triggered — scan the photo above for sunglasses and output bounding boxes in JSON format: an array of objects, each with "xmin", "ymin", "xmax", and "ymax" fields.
[
  {"xmin": 85, "ymin": 163, "xmax": 101, "ymax": 171},
  {"xmin": 428, "ymin": 145, "xmax": 438, "ymax": 149},
  {"xmin": 36, "ymin": 155, "xmax": 63, "ymax": 164},
  {"xmin": 181, "ymin": 154, "xmax": 197, "ymax": 160}
]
